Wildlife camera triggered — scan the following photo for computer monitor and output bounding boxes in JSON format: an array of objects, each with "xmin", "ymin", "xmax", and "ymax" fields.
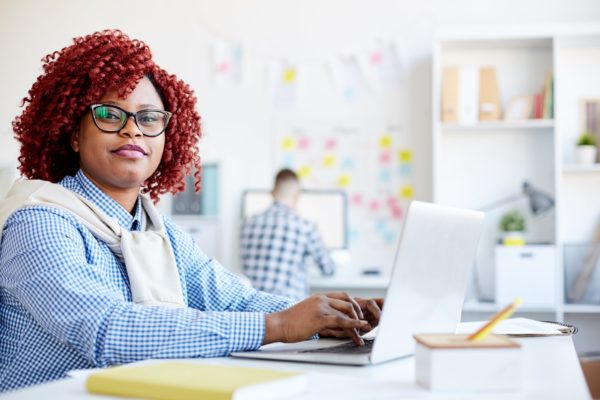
[{"xmin": 241, "ymin": 189, "xmax": 348, "ymax": 250}]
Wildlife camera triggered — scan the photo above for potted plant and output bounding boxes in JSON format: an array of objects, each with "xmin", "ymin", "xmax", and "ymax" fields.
[
  {"xmin": 576, "ymin": 132, "xmax": 597, "ymax": 165},
  {"xmin": 499, "ymin": 211, "xmax": 526, "ymax": 246}
]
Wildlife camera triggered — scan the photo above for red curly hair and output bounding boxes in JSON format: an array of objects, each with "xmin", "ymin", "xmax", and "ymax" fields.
[{"xmin": 12, "ymin": 29, "xmax": 202, "ymax": 201}]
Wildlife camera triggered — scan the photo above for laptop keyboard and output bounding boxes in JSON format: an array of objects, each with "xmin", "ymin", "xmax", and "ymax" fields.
[{"xmin": 299, "ymin": 338, "xmax": 375, "ymax": 354}]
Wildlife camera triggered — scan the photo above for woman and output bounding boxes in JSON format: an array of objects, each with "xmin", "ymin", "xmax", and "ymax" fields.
[{"xmin": 0, "ymin": 30, "xmax": 382, "ymax": 391}]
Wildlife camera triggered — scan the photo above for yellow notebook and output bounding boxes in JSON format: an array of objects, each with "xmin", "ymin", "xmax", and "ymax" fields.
[{"xmin": 86, "ymin": 362, "xmax": 308, "ymax": 400}]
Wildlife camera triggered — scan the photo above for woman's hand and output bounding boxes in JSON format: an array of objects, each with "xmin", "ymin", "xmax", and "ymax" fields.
[{"xmin": 264, "ymin": 293, "xmax": 384, "ymax": 346}]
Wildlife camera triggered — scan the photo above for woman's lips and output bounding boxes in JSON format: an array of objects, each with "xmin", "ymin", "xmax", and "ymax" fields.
[{"xmin": 112, "ymin": 144, "xmax": 147, "ymax": 159}]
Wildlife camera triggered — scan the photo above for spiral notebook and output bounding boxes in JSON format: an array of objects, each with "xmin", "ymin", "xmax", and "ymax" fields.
[{"xmin": 457, "ymin": 317, "xmax": 577, "ymax": 337}]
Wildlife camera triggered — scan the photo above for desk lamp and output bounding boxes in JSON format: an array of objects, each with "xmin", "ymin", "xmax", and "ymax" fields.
[{"xmin": 480, "ymin": 181, "xmax": 555, "ymax": 215}]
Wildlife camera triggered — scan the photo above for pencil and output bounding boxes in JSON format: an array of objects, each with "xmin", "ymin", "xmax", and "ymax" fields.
[{"xmin": 467, "ymin": 297, "xmax": 522, "ymax": 341}]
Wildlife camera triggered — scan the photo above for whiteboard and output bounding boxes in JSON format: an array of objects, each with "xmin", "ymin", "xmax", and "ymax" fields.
[{"xmin": 241, "ymin": 190, "xmax": 347, "ymax": 250}]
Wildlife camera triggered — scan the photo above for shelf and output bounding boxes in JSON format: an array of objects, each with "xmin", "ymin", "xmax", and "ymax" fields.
[
  {"xmin": 441, "ymin": 120, "xmax": 554, "ymax": 131},
  {"xmin": 562, "ymin": 164, "xmax": 600, "ymax": 173},
  {"xmin": 563, "ymin": 304, "xmax": 600, "ymax": 313}
]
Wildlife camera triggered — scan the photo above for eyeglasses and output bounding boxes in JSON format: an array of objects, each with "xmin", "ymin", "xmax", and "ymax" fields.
[{"xmin": 89, "ymin": 104, "xmax": 172, "ymax": 137}]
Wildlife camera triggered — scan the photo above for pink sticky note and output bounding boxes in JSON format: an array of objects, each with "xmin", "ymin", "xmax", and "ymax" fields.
[
  {"xmin": 298, "ymin": 137, "xmax": 310, "ymax": 150},
  {"xmin": 325, "ymin": 138, "xmax": 337, "ymax": 150},
  {"xmin": 350, "ymin": 193, "xmax": 363, "ymax": 206},
  {"xmin": 391, "ymin": 206, "xmax": 404, "ymax": 220},
  {"xmin": 379, "ymin": 152, "xmax": 391, "ymax": 164},
  {"xmin": 386, "ymin": 196, "xmax": 398, "ymax": 207},
  {"xmin": 371, "ymin": 52, "xmax": 383, "ymax": 64},
  {"xmin": 369, "ymin": 200, "xmax": 381, "ymax": 212},
  {"xmin": 217, "ymin": 62, "xmax": 229, "ymax": 73}
]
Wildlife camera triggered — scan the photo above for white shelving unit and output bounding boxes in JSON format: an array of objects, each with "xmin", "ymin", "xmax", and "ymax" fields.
[{"xmin": 432, "ymin": 24, "xmax": 600, "ymax": 328}]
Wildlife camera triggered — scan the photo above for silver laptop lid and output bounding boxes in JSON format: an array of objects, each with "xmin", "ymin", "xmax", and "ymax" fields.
[{"xmin": 371, "ymin": 201, "xmax": 484, "ymax": 364}]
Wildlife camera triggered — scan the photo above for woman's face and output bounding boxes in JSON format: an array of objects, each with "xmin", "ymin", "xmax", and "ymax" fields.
[{"xmin": 72, "ymin": 77, "xmax": 166, "ymax": 194}]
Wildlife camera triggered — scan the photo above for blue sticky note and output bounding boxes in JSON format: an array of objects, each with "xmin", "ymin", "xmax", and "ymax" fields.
[
  {"xmin": 399, "ymin": 164, "xmax": 412, "ymax": 176},
  {"xmin": 281, "ymin": 154, "xmax": 295, "ymax": 168},
  {"xmin": 348, "ymin": 229, "xmax": 360, "ymax": 244},
  {"xmin": 341, "ymin": 157, "xmax": 354, "ymax": 170},
  {"xmin": 343, "ymin": 86, "xmax": 356, "ymax": 100},
  {"xmin": 375, "ymin": 219, "xmax": 386, "ymax": 233},
  {"xmin": 384, "ymin": 231, "xmax": 396, "ymax": 245},
  {"xmin": 379, "ymin": 169, "xmax": 391, "ymax": 182}
]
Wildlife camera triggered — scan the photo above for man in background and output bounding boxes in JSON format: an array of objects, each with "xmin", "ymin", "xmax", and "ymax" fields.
[{"xmin": 241, "ymin": 169, "xmax": 335, "ymax": 301}]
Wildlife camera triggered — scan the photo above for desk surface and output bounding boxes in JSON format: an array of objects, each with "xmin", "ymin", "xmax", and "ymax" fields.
[
  {"xmin": 309, "ymin": 274, "xmax": 389, "ymax": 289},
  {"xmin": 3, "ymin": 336, "xmax": 590, "ymax": 399}
]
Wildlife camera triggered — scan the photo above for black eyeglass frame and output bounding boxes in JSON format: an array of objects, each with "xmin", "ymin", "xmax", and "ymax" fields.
[{"xmin": 89, "ymin": 103, "xmax": 172, "ymax": 137}]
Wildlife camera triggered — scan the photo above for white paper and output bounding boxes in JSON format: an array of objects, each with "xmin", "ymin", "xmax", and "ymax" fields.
[{"xmin": 456, "ymin": 317, "xmax": 564, "ymax": 336}]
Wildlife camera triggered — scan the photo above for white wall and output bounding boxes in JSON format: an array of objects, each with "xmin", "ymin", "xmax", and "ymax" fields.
[{"xmin": 1, "ymin": 0, "xmax": 599, "ymax": 272}]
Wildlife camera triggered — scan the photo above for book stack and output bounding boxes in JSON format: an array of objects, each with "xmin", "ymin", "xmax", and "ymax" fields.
[
  {"xmin": 442, "ymin": 66, "xmax": 501, "ymax": 125},
  {"xmin": 442, "ymin": 66, "xmax": 555, "ymax": 123},
  {"xmin": 506, "ymin": 72, "xmax": 553, "ymax": 121}
]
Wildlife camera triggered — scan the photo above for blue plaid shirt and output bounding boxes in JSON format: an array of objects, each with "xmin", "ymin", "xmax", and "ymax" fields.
[
  {"xmin": 0, "ymin": 170, "xmax": 293, "ymax": 392},
  {"xmin": 241, "ymin": 202, "xmax": 335, "ymax": 301}
]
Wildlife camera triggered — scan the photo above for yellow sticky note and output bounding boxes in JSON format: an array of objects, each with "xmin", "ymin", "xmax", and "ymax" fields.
[
  {"xmin": 337, "ymin": 174, "xmax": 351, "ymax": 188},
  {"xmin": 379, "ymin": 134, "xmax": 392, "ymax": 149},
  {"xmin": 281, "ymin": 136, "xmax": 296, "ymax": 151},
  {"xmin": 298, "ymin": 166, "xmax": 312, "ymax": 179},
  {"xmin": 399, "ymin": 185, "xmax": 414, "ymax": 199},
  {"xmin": 282, "ymin": 68, "xmax": 296, "ymax": 84},
  {"xmin": 323, "ymin": 155, "xmax": 336, "ymax": 168},
  {"xmin": 398, "ymin": 150, "xmax": 412, "ymax": 163}
]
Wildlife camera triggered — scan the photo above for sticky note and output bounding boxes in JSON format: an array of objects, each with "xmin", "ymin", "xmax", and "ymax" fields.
[
  {"xmin": 350, "ymin": 193, "xmax": 363, "ymax": 206},
  {"xmin": 400, "ymin": 185, "xmax": 414, "ymax": 199},
  {"xmin": 337, "ymin": 173, "xmax": 351, "ymax": 188},
  {"xmin": 391, "ymin": 206, "xmax": 404, "ymax": 220},
  {"xmin": 232, "ymin": 45, "xmax": 243, "ymax": 60},
  {"xmin": 379, "ymin": 152, "xmax": 391, "ymax": 164},
  {"xmin": 399, "ymin": 164, "xmax": 412, "ymax": 176},
  {"xmin": 325, "ymin": 138, "xmax": 337, "ymax": 150},
  {"xmin": 343, "ymin": 86, "xmax": 356, "ymax": 100},
  {"xmin": 371, "ymin": 51, "xmax": 383, "ymax": 65},
  {"xmin": 384, "ymin": 231, "xmax": 396, "ymax": 245},
  {"xmin": 348, "ymin": 229, "xmax": 360, "ymax": 243},
  {"xmin": 379, "ymin": 169, "xmax": 391, "ymax": 182},
  {"xmin": 281, "ymin": 154, "xmax": 294, "ymax": 168},
  {"xmin": 298, "ymin": 137, "xmax": 310, "ymax": 151},
  {"xmin": 375, "ymin": 219, "xmax": 386, "ymax": 232},
  {"xmin": 369, "ymin": 200, "xmax": 381, "ymax": 212},
  {"xmin": 281, "ymin": 136, "xmax": 296, "ymax": 151},
  {"xmin": 386, "ymin": 196, "xmax": 398, "ymax": 207},
  {"xmin": 323, "ymin": 155, "xmax": 336, "ymax": 168},
  {"xmin": 216, "ymin": 62, "xmax": 229, "ymax": 73},
  {"xmin": 399, "ymin": 149, "xmax": 412, "ymax": 163},
  {"xmin": 379, "ymin": 134, "xmax": 392, "ymax": 149},
  {"xmin": 282, "ymin": 68, "xmax": 296, "ymax": 84},
  {"xmin": 297, "ymin": 166, "xmax": 312, "ymax": 179},
  {"xmin": 341, "ymin": 157, "xmax": 354, "ymax": 170}
]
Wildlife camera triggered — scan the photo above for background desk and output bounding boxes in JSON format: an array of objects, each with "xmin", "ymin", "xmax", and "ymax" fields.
[
  {"xmin": 309, "ymin": 274, "xmax": 389, "ymax": 298},
  {"xmin": 3, "ymin": 336, "xmax": 590, "ymax": 399}
]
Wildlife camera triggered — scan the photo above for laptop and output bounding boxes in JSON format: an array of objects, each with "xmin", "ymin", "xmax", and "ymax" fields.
[{"xmin": 232, "ymin": 201, "xmax": 484, "ymax": 366}]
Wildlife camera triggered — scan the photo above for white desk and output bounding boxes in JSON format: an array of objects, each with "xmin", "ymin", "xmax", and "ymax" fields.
[
  {"xmin": 309, "ymin": 274, "xmax": 389, "ymax": 298},
  {"xmin": 3, "ymin": 336, "xmax": 590, "ymax": 399}
]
